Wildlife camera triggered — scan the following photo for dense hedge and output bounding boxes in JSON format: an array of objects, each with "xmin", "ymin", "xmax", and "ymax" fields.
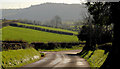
[
  {"xmin": 2, "ymin": 41, "xmax": 34, "ymax": 51},
  {"xmin": 31, "ymin": 42, "xmax": 85, "ymax": 50},
  {"xmin": 2, "ymin": 41, "xmax": 85, "ymax": 50},
  {"xmin": 2, "ymin": 48, "xmax": 41, "ymax": 69},
  {"xmin": 2, "ymin": 20, "xmax": 19, "ymax": 28}
]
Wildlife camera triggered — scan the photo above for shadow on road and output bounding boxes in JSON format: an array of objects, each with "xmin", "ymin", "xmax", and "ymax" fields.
[{"xmin": 66, "ymin": 54, "xmax": 80, "ymax": 56}]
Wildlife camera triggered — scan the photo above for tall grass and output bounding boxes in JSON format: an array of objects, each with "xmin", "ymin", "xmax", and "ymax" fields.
[
  {"xmin": 2, "ymin": 48, "xmax": 41, "ymax": 68},
  {"xmin": 80, "ymin": 49, "xmax": 109, "ymax": 67}
]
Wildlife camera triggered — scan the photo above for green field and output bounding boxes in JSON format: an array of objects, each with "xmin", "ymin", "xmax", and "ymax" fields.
[
  {"xmin": 17, "ymin": 23, "xmax": 78, "ymax": 35},
  {"xmin": 2, "ymin": 26, "xmax": 79, "ymax": 43}
]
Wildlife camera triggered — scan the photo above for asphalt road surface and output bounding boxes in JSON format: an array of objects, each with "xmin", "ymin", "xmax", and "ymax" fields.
[{"xmin": 18, "ymin": 50, "xmax": 90, "ymax": 69}]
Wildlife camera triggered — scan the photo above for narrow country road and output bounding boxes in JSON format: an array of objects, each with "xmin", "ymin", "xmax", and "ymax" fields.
[{"xmin": 18, "ymin": 50, "xmax": 90, "ymax": 69}]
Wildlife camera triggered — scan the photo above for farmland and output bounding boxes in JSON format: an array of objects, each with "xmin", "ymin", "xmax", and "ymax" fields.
[
  {"xmin": 2, "ymin": 26, "xmax": 79, "ymax": 43},
  {"xmin": 17, "ymin": 23, "xmax": 78, "ymax": 35}
]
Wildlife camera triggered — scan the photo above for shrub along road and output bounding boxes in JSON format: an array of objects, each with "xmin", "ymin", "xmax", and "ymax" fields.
[{"xmin": 18, "ymin": 50, "xmax": 90, "ymax": 69}]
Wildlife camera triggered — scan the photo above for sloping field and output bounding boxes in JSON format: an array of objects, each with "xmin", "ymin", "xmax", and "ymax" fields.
[
  {"xmin": 2, "ymin": 48, "xmax": 41, "ymax": 68},
  {"xmin": 80, "ymin": 49, "xmax": 109, "ymax": 67},
  {"xmin": 17, "ymin": 23, "xmax": 78, "ymax": 35},
  {"xmin": 2, "ymin": 26, "xmax": 78, "ymax": 43}
]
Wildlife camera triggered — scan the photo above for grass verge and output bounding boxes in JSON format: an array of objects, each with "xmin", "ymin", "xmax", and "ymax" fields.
[
  {"xmin": 80, "ymin": 49, "xmax": 109, "ymax": 68},
  {"xmin": 2, "ymin": 48, "xmax": 41, "ymax": 69}
]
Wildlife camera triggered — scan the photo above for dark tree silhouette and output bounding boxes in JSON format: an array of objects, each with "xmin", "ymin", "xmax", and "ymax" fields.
[
  {"xmin": 100, "ymin": 2, "xmax": 120, "ymax": 69},
  {"xmin": 78, "ymin": 2, "xmax": 120, "ymax": 69}
]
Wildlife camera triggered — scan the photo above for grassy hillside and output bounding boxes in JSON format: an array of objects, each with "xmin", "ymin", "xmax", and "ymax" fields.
[
  {"xmin": 17, "ymin": 23, "xmax": 78, "ymax": 35},
  {"xmin": 2, "ymin": 48, "xmax": 41, "ymax": 68},
  {"xmin": 0, "ymin": 52, "xmax": 1, "ymax": 68},
  {"xmin": 2, "ymin": 26, "xmax": 78, "ymax": 43},
  {"xmin": 80, "ymin": 49, "xmax": 109, "ymax": 67}
]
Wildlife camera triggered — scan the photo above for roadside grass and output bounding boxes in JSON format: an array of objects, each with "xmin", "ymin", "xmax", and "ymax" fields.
[
  {"xmin": 38, "ymin": 45, "xmax": 83, "ymax": 52},
  {"xmin": 80, "ymin": 49, "xmax": 109, "ymax": 68},
  {"xmin": 0, "ymin": 52, "xmax": 2, "ymax": 68},
  {"xmin": 17, "ymin": 23, "xmax": 78, "ymax": 35},
  {"xmin": 2, "ymin": 48, "xmax": 41, "ymax": 68},
  {"xmin": 2, "ymin": 26, "xmax": 79, "ymax": 43}
]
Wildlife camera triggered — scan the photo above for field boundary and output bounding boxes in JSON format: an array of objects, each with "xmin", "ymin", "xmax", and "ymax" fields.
[{"xmin": 9, "ymin": 23, "xmax": 76, "ymax": 36}]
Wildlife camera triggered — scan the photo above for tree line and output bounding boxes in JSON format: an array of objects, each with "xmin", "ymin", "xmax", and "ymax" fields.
[{"xmin": 77, "ymin": 2, "xmax": 120, "ymax": 69}]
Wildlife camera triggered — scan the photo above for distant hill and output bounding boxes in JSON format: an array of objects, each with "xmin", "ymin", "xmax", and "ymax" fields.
[{"xmin": 2, "ymin": 3, "xmax": 87, "ymax": 22}]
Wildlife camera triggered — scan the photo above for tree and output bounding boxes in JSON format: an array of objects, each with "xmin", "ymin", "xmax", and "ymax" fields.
[
  {"xmin": 100, "ymin": 2, "xmax": 120, "ymax": 69},
  {"xmin": 77, "ymin": 14, "xmax": 97, "ymax": 51},
  {"xmin": 79, "ymin": 2, "xmax": 113, "ymax": 50},
  {"xmin": 51, "ymin": 15, "xmax": 62, "ymax": 28},
  {"xmin": 86, "ymin": 2, "xmax": 112, "ymax": 26},
  {"xmin": 79, "ymin": 2, "xmax": 120, "ymax": 69}
]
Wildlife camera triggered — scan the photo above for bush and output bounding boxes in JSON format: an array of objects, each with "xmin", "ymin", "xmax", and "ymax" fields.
[
  {"xmin": 2, "ymin": 40, "xmax": 34, "ymax": 51},
  {"xmin": 31, "ymin": 42, "xmax": 82, "ymax": 50}
]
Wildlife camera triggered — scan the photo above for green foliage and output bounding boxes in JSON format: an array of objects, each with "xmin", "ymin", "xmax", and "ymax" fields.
[
  {"xmin": 0, "ymin": 52, "xmax": 2, "ymax": 68},
  {"xmin": 39, "ymin": 45, "xmax": 83, "ymax": 52},
  {"xmin": 40, "ymin": 53, "xmax": 45, "ymax": 57},
  {"xmin": 77, "ymin": 24, "xmax": 113, "ymax": 51},
  {"xmin": 86, "ymin": 2, "xmax": 112, "ymax": 25},
  {"xmin": 77, "ymin": 2, "xmax": 113, "ymax": 51},
  {"xmin": 80, "ymin": 49, "xmax": 109, "ymax": 67},
  {"xmin": 2, "ymin": 48, "xmax": 41, "ymax": 68},
  {"xmin": 2, "ymin": 26, "xmax": 79, "ymax": 43}
]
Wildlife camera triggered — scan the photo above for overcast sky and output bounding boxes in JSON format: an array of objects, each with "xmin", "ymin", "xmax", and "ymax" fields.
[{"xmin": 0, "ymin": 0, "xmax": 87, "ymax": 9}]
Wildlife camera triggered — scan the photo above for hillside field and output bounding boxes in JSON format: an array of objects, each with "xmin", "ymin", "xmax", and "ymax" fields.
[
  {"xmin": 17, "ymin": 23, "xmax": 78, "ymax": 35},
  {"xmin": 2, "ymin": 26, "xmax": 79, "ymax": 43}
]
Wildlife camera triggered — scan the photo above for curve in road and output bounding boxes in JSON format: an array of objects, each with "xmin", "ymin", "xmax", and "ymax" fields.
[{"xmin": 18, "ymin": 50, "xmax": 90, "ymax": 69}]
